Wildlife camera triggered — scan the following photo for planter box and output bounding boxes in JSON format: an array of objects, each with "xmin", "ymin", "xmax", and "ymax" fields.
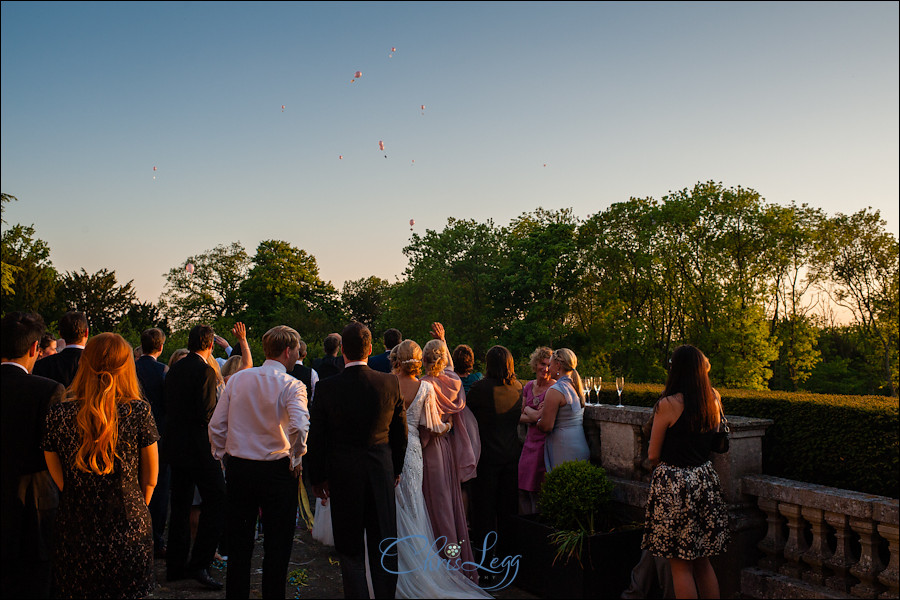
[{"xmin": 507, "ymin": 512, "xmax": 644, "ymax": 598}]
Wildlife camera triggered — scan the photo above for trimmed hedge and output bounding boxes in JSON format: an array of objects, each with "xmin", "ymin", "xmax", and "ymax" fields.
[{"xmin": 594, "ymin": 385, "xmax": 899, "ymax": 499}]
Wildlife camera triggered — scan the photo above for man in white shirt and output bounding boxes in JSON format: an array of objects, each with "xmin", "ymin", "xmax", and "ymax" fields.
[{"xmin": 208, "ymin": 325, "xmax": 310, "ymax": 599}]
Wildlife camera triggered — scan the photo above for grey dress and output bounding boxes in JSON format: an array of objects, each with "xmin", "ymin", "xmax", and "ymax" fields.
[{"xmin": 543, "ymin": 375, "xmax": 590, "ymax": 471}]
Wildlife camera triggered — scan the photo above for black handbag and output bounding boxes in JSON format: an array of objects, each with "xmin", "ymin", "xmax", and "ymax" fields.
[{"xmin": 712, "ymin": 410, "xmax": 730, "ymax": 454}]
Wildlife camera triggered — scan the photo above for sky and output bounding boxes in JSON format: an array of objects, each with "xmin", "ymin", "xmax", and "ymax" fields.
[{"xmin": 2, "ymin": 1, "xmax": 898, "ymax": 304}]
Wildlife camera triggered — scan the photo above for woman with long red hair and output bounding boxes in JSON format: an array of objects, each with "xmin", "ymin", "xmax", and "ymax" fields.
[
  {"xmin": 43, "ymin": 333, "xmax": 159, "ymax": 599},
  {"xmin": 643, "ymin": 345, "xmax": 730, "ymax": 599}
]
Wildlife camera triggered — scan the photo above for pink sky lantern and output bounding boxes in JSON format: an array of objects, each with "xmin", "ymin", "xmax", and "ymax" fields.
[
  {"xmin": 378, "ymin": 140, "xmax": 385, "ymax": 151},
  {"xmin": 409, "ymin": 218, "xmax": 415, "ymax": 231},
  {"xmin": 153, "ymin": 166, "xmax": 157, "ymax": 171},
  {"xmin": 339, "ymin": 155, "xmax": 343, "ymax": 160},
  {"xmin": 352, "ymin": 71, "xmax": 362, "ymax": 82},
  {"xmin": 186, "ymin": 263, "xmax": 194, "ymax": 275}
]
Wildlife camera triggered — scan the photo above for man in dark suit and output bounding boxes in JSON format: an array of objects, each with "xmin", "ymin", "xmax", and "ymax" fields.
[
  {"xmin": 306, "ymin": 322, "xmax": 407, "ymax": 599},
  {"xmin": 368, "ymin": 328, "xmax": 402, "ymax": 373},
  {"xmin": 135, "ymin": 327, "xmax": 170, "ymax": 559},
  {"xmin": 32, "ymin": 310, "xmax": 88, "ymax": 387},
  {"xmin": 164, "ymin": 324, "xmax": 225, "ymax": 591},
  {"xmin": 289, "ymin": 339, "xmax": 318, "ymax": 400},
  {"xmin": 311, "ymin": 333, "xmax": 344, "ymax": 380},
  {"xmin": 1, "ymin": 312, "xmax": 66, "ymax": 598}
]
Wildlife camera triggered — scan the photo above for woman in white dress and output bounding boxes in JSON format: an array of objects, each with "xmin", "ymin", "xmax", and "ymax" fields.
[{"xmin": 390, "ymin": 340, "xmax": 492, "ymax": 599}]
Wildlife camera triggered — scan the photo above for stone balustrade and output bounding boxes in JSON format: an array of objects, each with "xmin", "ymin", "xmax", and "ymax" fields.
[{"xmin": 741, "ymin": 474, "xmax": 899, "ymax": 599}]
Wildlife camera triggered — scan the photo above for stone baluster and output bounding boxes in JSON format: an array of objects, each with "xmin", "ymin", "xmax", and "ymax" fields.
[
  {"xmin": 849, "ymin": 518, "xmax": 884, "ymax": 599},
  {"xmin": 874, "ymin": 499, "xmax": 899, "ymax": 600},
  {"xmin": 800, "ymin": 506, "xmax": 830, "ymax": 586},
  {"xmin": 824, "ymin": 511, "xmax": 858, "ymax": 593},
  {"xmin": 757, "ymin": 497, "xmax": 785, "ymax": 571},
  {"xmin": 779, "ymin": 502, "xmax": 809, "ymax": 579}
]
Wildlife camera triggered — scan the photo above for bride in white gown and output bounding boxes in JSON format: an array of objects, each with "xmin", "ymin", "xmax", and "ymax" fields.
[{"xmin": 391, "ymin": 340, "xmax": 492, "ymax": 599}]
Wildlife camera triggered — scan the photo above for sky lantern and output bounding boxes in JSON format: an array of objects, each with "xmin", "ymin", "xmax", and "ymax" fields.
[
  {"xmin": 351, "ymin": 70, "xmax": 362, "ymax": 82},
  {"xmin": 281, "ymin": 104, "xmax": 285, "ymax": 112},
  {"xmin": 339, "ymin": 155, "xmax": 343, "ymax": 160},
  {"xmin": 186, "ymin": 263, "xmax": 195, "ymax": 275},
  {"xmin": 389, "ymin": 46, "xmax": 396, "ymax": 57},
  {"xmin": 409, "ymin": 218, "xmax": 415, "ymax": 231}
]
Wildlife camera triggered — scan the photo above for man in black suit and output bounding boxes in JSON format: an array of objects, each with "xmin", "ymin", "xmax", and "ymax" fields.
[
  {"xmin": 289, "ymin": 340, "xmax": 318, "ymax": 399},
  {"xmin": 306, "ymin": 322, "xmax": 407, "ymax": 599},
  {"xmin": 32, "ymin": 310, "xmax": 88, "ymax": 387},
  {"xmin": 311, "ymin": 332, "xmax": 344, "ymax": 380},
  {"xmin": 164, "ymin": 324, "xmax": 225, "ymax": 591},
  {"xmin": 136, "ymin": 327, "xmax": 170, "ymax": 559},
  {"xmin": 368, "ymin": 328, "xmax": 402, "ymax": 373},
  {"xmin": 1, "ymin": 312, "xmax": 66, "ymax": 598}
]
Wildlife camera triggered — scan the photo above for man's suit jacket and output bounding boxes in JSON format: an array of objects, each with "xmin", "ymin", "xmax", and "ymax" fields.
[
  {"xmin": 289, "ymin": 363, "xmax": 314, "ymax": 398},
  {"xmin": 311, "ymin": 355, "xmax": 343, "ymax": 380},
  {"xmin": 164, "ymin": 352, "xmax": 218, "ymax": 468},
  {"xmin": 367, "ymin": 351, "xmax": 392, "ymax": 374},
  {"xmin": 136, "ymin": 355, "xmax": 167, "ymax": 438},
  {"xmin": 305, "ymin": 364, "xmax": 406, "ymax": 552},
  {"xmin": 0, "ymin": 364, "xmax": 65, "ymax": 562},
  {"xmin": 31, "ymin": 347, "xmax": 82, "ymax": 388}
]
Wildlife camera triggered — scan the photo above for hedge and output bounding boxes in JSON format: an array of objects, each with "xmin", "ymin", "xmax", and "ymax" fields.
[{"xmin": 593, "ymin": 385, "xmax": 899, "ymax": 499}]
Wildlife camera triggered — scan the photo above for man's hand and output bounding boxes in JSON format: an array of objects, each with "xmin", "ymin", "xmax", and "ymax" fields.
[
  {"xmin": 232, "ymin": 322, "xmax": 247, "ymax": 342},
  {"xmin": 214, "ymin": 335, "xmax": 230, "ymax": 350},
  {"xmin": 291, "ymin": 462, "xmax": 302, "ymax": 479},
  {"xmin": 312, "ymin": 482, "xmax": 330, "ymax": 500}
]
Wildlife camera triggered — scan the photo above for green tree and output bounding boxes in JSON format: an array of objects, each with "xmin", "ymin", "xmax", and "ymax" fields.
[
  {"xmin": 58, "ymin": 268, "xmax": 138, "ymax": 333},
  {"xmin": 240, "ymin": 240, "xmax": 341, "ymax": 338},
  {"xmin": 1, "ymin": 193, "xmax": 20, "ymax": 296},
  {"xmin": 0, "ymin": 223, "xmax": 59, "ymax": 317},
  {"xmin": 342, "ymin": 276, "xmax": 391, "ymax": 331},
  {"xmin": 159, "ymin": 242, "xmax": 251, "ymax": 328}
]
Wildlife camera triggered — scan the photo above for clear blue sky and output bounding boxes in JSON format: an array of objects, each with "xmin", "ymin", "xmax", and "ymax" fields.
[{"xmin": 2, "ymin": 1, "xmax": 898, "ymax": 303}]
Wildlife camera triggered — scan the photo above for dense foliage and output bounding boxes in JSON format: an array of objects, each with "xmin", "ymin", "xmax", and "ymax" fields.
[{"xmin": 538, "ymin": 460, "xmax": 614, "ymax": 533}]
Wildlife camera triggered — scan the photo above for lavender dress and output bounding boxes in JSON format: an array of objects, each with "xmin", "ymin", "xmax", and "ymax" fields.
[{"xmin": 543, "ymin": 375, "xmax": 590, "ymax": 471}]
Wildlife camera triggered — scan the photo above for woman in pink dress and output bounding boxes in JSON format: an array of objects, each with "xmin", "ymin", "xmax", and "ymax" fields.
[
  {"xmin": 419, "ymin": 326, "xmax": 480, "ymax": 583},
  {"xmin": 517, "ymin": 347, "xmax": 556, "ymax": 514}
]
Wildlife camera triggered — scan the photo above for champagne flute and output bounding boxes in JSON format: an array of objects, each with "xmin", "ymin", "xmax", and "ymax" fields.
[
  {"xmin": 615, "ymin": 377, "xmax": 625, "ymax": 408},
  {"xmin": 583, "ymin": 377, "xmax": 593, "ymax": 405},
  {"xmin": 594, "ymin": 377, "xmax": 602, "ymax": 404}
]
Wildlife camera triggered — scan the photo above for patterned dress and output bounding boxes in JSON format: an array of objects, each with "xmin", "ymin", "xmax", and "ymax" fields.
[{"xmin": 42, "ymin": 399, "xmax": 159, "ymax": 599}]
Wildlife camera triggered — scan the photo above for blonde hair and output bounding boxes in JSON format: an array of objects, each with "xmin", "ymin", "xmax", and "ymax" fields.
[
  {"xmin": 69, "ymin": 333, "xmax": 142, "ymax": 475},
  {"xmin": 168, "ymin": 348, "xmax": 189, "ymax": 368},
  {"xmin": 552, "ymin": 348, "xmax": 584, "ymax": 407},
  {"xmin": 205, "ymin": 353, "xmax": 225, "ymax": 387},
  {"xmin": 422, "ymin": 339, "xmax": 448, "ymax": 377},
  {"xmin": 395, "ymin": 339, "xmax": 422, "ymax": 377},
  {"xmin": 529, "ymin": 346, "xmax": 553, "ymax": 372},
  {"xmin": 263, "ymin": 325, "xmax": 300, "ymax": 359},
  {"xmin": 221, "ymin": 355, "xmax": 244, "ymax": 380}
]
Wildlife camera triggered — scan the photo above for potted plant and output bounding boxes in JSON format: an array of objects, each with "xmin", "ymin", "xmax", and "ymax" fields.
[{"xmin": 507, "ymin": 460, "xmax": 644, "ymax": 598}]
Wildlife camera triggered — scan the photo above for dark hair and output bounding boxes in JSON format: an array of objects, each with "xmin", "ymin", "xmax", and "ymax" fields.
[
  {"xmin": 231, "ymin": 343, "xmax": 242, "ymax": 357},
  {"xmin": 662, "ymin": 345, "xmax": 719, "ymax": 432},
  {"xmin": 485, "ymin": 345, "xmax": 516, "ymax": 385},
  {"xmin": 383, "ymin": 328, "xmax": 402, "ymax": 350},
  {"xmin": 59, "ymin": 311, "xmax": 88, "ymax": 343},
  {"xmin": 1, "ymin": 312, "xmax": 46, "ymax": 359},
  {"xmin": 452, "ymin": 344, "xmax": 475, "ymax": 377},
  {"xmin": 323, "ymin": 333, "xmax": 342, "ymax": 356},
  {"xmin": 140, "ymin": 328, "xmax": 166, "ymax": 354},
  {"xmin": 341, "ymin": 322, "xmax": 371, "ymax": 361},
  {"xmin": 187, "ymin": 324, "xmax": 215, "ymax": 352},
  {"xmin": 40, "ymin": 332, "xmax": 56, "ymax": 351}
]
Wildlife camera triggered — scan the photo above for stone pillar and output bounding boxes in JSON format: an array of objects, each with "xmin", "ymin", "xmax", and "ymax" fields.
[
  {"xmin": 779, "ymin": 502, "xmax": 808, "ymax": 579},
  {"xmin": 756, "ymin": 497, "xmax": 786, "ymax": 572},
  {"xmin": 874, "ymin": 499, "xmax": 899, "ymax": 600},
  {"xmin": 824, "ymin": 511, "xmax": 857, "ymax": 593},
  {"xmin": 800, "ymin": 506, "xmax": 830, "ymax": 586},
  {"xmin": 849, "ymin": 518, "xmax": 884, "ymax": 599}
]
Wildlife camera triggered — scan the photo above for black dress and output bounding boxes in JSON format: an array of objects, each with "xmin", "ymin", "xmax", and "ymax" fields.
[{"xmin": 42, "ymin": 399, "xmax": 159, "ymax": 599}]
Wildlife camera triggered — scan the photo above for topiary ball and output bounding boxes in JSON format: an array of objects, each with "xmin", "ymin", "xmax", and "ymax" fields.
[{"xmin": 538, "ymin": 460, "xmax": 614, "ymax": 532}]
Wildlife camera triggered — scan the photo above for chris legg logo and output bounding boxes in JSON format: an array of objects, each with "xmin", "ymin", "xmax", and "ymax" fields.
[{"xmin": 380, "ymin": 531, "xmax": 521, "ymax": 591}]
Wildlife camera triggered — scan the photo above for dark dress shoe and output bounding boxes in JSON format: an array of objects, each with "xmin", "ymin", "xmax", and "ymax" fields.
[{"xmin": 188, "ymin": 568, "xmax": 223, "ymax": 591}]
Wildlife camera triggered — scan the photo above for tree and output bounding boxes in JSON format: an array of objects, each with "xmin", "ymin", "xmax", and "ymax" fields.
[
  {"xmin": 822, "ymin": 209, "xmax": 899, "ymax": 396},
  {"xmin": 58, "ymin": 268, "xmax": 138, "ymax": 333},
  {"xmin": 1, "ymin": 193, "xmax": 20, "ymax": 295},
  {"xmin": 240, "ymin": 240, "xmax": 341, "ymax": 337},
  {"xmin": 0, "ymin": 223, "xmax": 59, "ymax": 317},
  {"xmin": 342, "ymin": 276, "xmax": 391, "ymax": 331},
  {"xmin": 159, "ymin": 242, "xmax": 251, "ymax": 328}
]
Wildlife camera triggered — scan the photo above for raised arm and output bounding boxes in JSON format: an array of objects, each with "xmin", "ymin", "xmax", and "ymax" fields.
[{"xmin": 232, "ymin": 322, "xmax": 253, "ymax": 370}]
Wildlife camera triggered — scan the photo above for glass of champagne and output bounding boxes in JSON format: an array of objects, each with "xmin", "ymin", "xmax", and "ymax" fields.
[
  {"xmin": 615, "ymin": 377, "xmax": 625, "ymax": 408},
  {"xmin": 583, "ymin": 377, "xmax": 593, "ymax": 405},
  {"xmin": 594, "ymin": 377, "xmax": 602, "ymax": 404}
]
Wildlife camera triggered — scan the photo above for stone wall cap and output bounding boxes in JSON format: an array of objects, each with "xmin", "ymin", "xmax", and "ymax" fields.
[
  {"xmin": 742, "ymin": 474, "xmax": 893, "ymax": 518},
  {"xmin": 873, "ymin": 498, "xmax": 899, "ymax": 525},
  {"xmin": 585, "ymin": 404, "xmax": 772, "ymax": 430}
]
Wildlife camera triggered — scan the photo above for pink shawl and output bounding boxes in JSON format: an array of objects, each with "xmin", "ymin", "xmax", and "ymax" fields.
[{"xmin": 422, "ymin": 369, "xmax": 481, "ymax": 482}]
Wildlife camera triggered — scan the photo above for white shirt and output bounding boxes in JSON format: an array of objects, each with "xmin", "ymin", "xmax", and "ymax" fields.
[
  {"xmin": 209, "ymin": 359, "xmax": 309, "ymax": 468},
  {"xmin": 296, "ymin": 360, "xmax": 319, "ymax": 400}
]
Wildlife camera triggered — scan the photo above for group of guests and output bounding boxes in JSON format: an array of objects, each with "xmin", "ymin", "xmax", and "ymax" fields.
[{"xmin": 1, "ymin": 308, "xmax": 730, "ymax": 600}]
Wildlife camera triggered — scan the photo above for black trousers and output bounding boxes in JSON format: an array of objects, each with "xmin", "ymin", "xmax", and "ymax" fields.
[
  {"xmin": 224, "ymin": 456, "xmax": 298, "ymax": 599},
  {"xmin": 470, "ymin": 460, "xmax": 518, "ymax": 569},
  {"xmin": 167, "ymin": 462, "xmax": 226, "ymax": 578}
]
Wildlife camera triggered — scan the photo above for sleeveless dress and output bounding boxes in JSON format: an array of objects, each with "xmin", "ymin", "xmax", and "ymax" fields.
[
  {"xmin": 641, "ymin": 410, "xmax": 730, "ymax": 560},
  {"xmin": 518, "ymin": 380, "xmax": 549, "ymax": 492},
  {"xmin": 42, "ymin": 399, "xmax": 159, "ymax": 599},
  {"xmin": 395, "ymin": 381, "xmax": 491, "ymax": 599},
  {"xmin": 543, "ymin": 375, "xmax": 590, "ymax": 472}
]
